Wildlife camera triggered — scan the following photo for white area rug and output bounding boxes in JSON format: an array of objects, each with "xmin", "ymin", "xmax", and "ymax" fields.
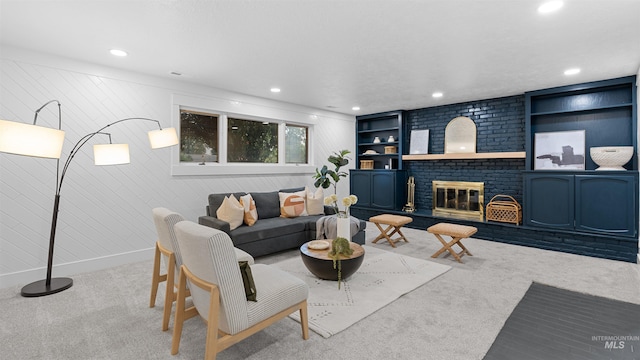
[{"xmin": 274, "ymin": 245, "xmax": 451, "ymax": 338}]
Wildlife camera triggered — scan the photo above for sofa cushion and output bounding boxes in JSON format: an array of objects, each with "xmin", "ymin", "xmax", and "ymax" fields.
[
  {"xmin": 208, "ymin": 192, "xmax": 247, "ymax": 217},
  {"xmin": 216, "ymin": 195, "xmax": 244, "ymax": 230},
  {"xmin": 239, "ymin": 194, "xmax": 258, "ymax": 226},
  {"xmin": 251, "ymin": 191, "xmax": 281, "ymax": 219},
  {"xmin": 279, "ymin": 190, "xmax": 308, "ymax": 218},
  {"xmin": 231, "ymin": 217, "xmax": 306, "ymax": 245},
  {"xmin": 305, "ymin": 186, "xmax": 324, "ymax": 215}
]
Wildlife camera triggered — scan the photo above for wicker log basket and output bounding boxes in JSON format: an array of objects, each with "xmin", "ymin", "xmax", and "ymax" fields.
[{"xmin": 485, "ymin": 195, "xmax": 522, "ymax": 225}]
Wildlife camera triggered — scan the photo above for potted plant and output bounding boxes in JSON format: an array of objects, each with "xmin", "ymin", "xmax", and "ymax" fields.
[
  {"xmin": 313, "ymin": 149, "xmax": 351, "ymax": 195},
  {"xmin": 327, "ymin": 237, "xmax": 353, "ymax": 289}
]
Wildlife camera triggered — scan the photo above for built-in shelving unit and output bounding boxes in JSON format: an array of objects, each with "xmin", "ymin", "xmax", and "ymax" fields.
[
  {"xmin": 523, "ymin": 76, "xmax": 638, "ymax": 239},
  {"xmin": 356, "ymin": 111, "xmax": 404, "ymax": 170},
  {"xmin": 403, "ymin": 151, "xmax": 525, "ymax": 161},
  {"xmin": 352, "ymin": 110, "xmax": 407, "ymax": 211}
]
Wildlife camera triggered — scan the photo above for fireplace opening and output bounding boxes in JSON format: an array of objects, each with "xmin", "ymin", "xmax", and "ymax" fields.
[{"xmin": 433, "ymin": 181, "xmax": 484, "ymax": 220}]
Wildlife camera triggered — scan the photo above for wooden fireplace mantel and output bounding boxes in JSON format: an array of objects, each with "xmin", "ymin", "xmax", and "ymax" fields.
[{"xmin": 402, "ymin": 151, "xmax": 526, "ymax": 161}]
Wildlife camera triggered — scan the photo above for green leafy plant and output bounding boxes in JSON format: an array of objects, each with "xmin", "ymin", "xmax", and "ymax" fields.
[
  {"xmin": 313, "ymin": 149, "xmax": 351, "ymax": 194},
  {"xmin": 327, "ymin": 237, "xmax": 354, "ymax": 289}
]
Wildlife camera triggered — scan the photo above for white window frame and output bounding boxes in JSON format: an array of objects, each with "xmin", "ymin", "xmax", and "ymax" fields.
[{"xmin": 171, "ymin": 94, "xmax": 316, "ymax": 176}]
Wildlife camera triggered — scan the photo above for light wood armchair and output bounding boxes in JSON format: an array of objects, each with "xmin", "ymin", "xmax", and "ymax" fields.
[
  {"xmin": 150, "ymin": 207, "xmax": 185, "ymax": 331},
  {"xmin": 150, "ymin": 208, "xmax": 256, "ymax": 332},
  {"xmin": 171, "ymin": 221, "xmax": 309, "ymax": 360}
]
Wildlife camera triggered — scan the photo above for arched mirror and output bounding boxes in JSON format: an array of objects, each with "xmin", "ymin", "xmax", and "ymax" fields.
[{"xmin": 445, "ymin": 116, "xmax": 476, "ymax": 153}]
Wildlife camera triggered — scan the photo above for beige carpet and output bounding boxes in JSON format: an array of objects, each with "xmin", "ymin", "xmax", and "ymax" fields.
[{"xmin": 274, "ymin": 245, "xmax": 451, "ymax": 338}]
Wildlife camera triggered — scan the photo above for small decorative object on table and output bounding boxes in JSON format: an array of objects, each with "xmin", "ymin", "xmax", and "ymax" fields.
[
  {"xmin": 486, "ymin": 195, "xmax": 522, "ymax": 225},
  {"xmin": 328, "ymin": 237, "xmax": 354, "ymax": 289},
  {"xmin": 308, "ymin": 240, "xmax": 330, "ymax": 250},
  {"xmin": 324, "ymin": 194, "xmax": 358, "ymax": 240}
]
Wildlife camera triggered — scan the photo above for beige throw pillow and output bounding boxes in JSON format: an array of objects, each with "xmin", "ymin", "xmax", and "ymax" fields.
[
  {"xmin": 239, "ymin": 193, "xmax": 258, "ymax": 226},
  {"xmin": 279, "ymin": 190, "xmax": 308, "ymax": 218},
  {"xmin": 216, "ymin": 194, "xmax": 244, "ymax": 230},
  {"xmin": 306, "ymin": 186, "xmax": 324, "ymax": 215}
]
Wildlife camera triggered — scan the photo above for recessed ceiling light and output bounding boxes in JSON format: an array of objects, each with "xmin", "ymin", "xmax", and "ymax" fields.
[
  {"xmin": 270, "ymin": 87, "xmax": 281, "ymax": 93},
  {"xmin": 538, "ymin": 1, "xmax": 563, "ymax": 14},
  {"xmin": 109, "ymin": 49, "xmax": 128, "ymax": 57},
  {"xmin": 352, "ymin": 106, "xmax": 360, "ymax": 111},
  {"xmin": 432, "ymin": 92, "xmax": 443, "ymax": 98},
  {"xmin": 564, "ymin": 68, "xmax": 581, "ymax": 75}
]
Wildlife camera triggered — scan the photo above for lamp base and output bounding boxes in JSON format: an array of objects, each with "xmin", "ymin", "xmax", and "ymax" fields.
[{"xmin": 21, "ymin": 277, "xmax": 73, "ymax": 297}]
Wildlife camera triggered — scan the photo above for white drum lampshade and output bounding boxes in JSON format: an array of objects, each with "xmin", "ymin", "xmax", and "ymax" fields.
[
  {"xmin": 93, "ymin": 143, "xmax": 130, "ymax": 165},
  {"xmin": 0, "ymin": 119, "xmax": 65, "ymax": 159},
  {"xmin": 148, "ymin": 127, "xmax": 178, "ymax": 149}
]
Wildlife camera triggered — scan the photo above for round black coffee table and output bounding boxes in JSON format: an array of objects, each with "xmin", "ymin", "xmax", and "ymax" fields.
[{"xmin": 300, "ymin": 241, "xmax": 365, "ymax": 281}]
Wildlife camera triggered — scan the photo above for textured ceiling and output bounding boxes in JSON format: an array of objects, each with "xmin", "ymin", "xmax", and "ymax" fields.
[{"xmin": 1, "ymin": 0, "xmax": 639, "ymax": 115}]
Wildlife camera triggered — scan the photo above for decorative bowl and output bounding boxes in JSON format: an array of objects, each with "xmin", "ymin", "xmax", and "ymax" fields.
[
  {"xmin": 308, "ymin": 240, "xmax": 330, "ymax": 250},
  {"xmin": 589, "ymin": 146, "xmax": 634, "ymax": 170}
]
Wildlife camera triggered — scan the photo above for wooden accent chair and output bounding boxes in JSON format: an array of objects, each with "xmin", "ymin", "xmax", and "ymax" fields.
[
  {"xmin": 171, "ymin": 221, "xmax": 309, "ymax": 359},
  {"xmin": 150, "ymin": 208, "xmax": 254, "ymax": 331}
]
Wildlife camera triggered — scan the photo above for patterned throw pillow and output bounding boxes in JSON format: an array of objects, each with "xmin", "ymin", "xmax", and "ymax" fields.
[
  {"xmin": 239, "ymin": 194, "xmax": 258, "ymax": 226},
  {"xmin": 279, "ymin": 190, "xmax": 308, "ymax": 218},
  {"xmin": 216, "ymin": 194, "xmax": 244, "ymax": 230},
  {"xmin": 306, "ymin": 186, "xmax": 324, "ymax": 215}
]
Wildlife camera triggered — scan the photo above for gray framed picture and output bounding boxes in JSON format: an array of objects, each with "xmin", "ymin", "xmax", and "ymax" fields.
[
  {"xmin": 534, "ymin": 130, "xmax": 585, "ymax": 170},
  {"xmin": 409, "ymin": 129, "xmax": 429, "ymax": 154}
]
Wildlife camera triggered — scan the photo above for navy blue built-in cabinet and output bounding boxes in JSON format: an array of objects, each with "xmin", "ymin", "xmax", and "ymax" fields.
[
  {"xmin": 524, "ymin": 76, "xmax": 638, "ymax": 238},
  {"xmin": 524, "ymin": 171, "xmax": 638, "ymax": 237},
  {"xmin": 350, "ymin": 169, "xmax": 407, "ymax": 210}
]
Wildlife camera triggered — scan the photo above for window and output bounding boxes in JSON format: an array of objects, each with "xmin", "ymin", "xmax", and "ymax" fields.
[
  {"xmin": 174, "ymin": 101, "xmax": 314, "ymax": 175},
  {"xmin": 285, "ymin": 124, "xmax": 308, "ymax": 164},
  {"xmin": 227, "ymin": 118, "xmax": 278, "ymax": 163},
  {"xmin": 180, "ymin": 110, "xmax": 218, "ymax": 163}
]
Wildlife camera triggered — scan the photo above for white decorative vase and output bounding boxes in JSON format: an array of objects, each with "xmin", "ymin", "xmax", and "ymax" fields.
[{"xmin": 336, "ymin": 214, "xmax": 351, "ymax": 241}]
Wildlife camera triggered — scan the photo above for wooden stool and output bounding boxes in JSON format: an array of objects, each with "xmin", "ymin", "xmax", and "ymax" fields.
[
  {"xmin": 369, "ymin": 214, "xmax": 413, "ymax": 247},
  {"xmin": 427, "ymin": 223, "xmax": 477, "ymax": 263}
]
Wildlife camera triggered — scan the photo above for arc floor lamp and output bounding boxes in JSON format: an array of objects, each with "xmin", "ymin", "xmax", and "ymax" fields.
[{"xmin": 0, "ymin": 100, "xmax": 179, "ymax": 297}]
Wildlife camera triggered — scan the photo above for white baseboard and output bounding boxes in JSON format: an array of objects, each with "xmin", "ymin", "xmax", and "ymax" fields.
[{"xmin": 0, "ymin": 247, "xmax": 154, "ymax": 290}]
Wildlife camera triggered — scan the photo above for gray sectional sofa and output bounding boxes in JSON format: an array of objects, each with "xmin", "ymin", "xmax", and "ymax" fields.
[{"xmin": 198, "ymin": 187, "xmax": 365, "ymax": 257}]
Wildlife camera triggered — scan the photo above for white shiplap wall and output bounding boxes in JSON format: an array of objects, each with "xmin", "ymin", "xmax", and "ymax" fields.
[{"xmin": 0, "ymin": 46, "xmax": 356, "ymax": 289}]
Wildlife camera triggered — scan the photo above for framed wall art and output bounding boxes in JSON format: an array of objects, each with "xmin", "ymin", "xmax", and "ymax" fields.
[
  {"xmin": 534, "ymin": 130, "xmax": 585, "ymax": 170},
  {"xmin": 409, "ymin": 129, "xmax": 429, "ymax": 154}
]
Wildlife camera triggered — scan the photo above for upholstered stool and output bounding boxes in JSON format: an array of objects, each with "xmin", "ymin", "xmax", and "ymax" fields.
[
  {"xmin": 427, "ymin": 222, "xmax": 477, "ymax": 263},
  {"xmin": 369, "ymin": 214, "xmax": 413, "ymax": 247}
]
